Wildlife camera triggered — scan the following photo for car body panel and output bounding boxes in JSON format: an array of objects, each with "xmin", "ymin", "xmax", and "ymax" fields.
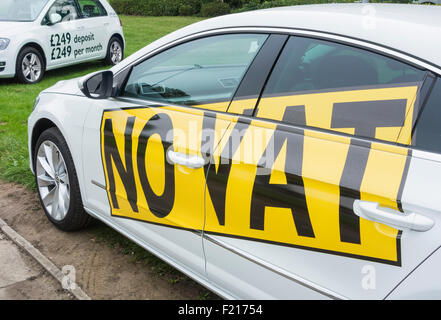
[{"xmin": 28, "ymin": 92, "xmax": 93, "ymax": 202}]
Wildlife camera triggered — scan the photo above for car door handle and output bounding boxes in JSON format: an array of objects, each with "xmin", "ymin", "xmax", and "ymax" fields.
[
  {"xmin": 353, "ymin": 200, "xmax": 435, "ymax": 232},
  {"xmin": 76, "ymin": 26, "xmax": 85, "ymax": 30},
  {"xmin": 167, "ymin": 150, "xmax": 206, "ymax": 169}
]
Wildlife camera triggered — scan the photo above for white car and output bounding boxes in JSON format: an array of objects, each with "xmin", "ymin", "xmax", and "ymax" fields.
[
  {"xmin": 28, "ymin": 4, "xmax": 441, "ymax": 299},
  {"xmin": 0, "ymin": 0, "xmax": 124, "ymax": 84}
]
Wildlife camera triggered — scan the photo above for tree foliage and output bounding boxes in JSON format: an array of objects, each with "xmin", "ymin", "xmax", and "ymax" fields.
[{"xmin": 109, "ymin": 0, "xmax": 413, "ymax": 17}]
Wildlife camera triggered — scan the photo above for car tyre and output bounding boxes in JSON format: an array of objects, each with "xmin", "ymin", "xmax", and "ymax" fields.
[
  {"xmin": 16, "ymin": 46, "xmax": 45, "ymax": 84},
  {"xmin": 104, "ymin": 36, "xmax": 124, "ymax": 66},
  {"xmin": 34, "ymin": 127, "xmax": 93, "ymax": 231}
]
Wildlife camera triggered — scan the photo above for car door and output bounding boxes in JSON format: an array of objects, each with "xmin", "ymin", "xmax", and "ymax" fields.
[
  {"xmin": 41, "ymin": 0, "xmax": 81, "ymax": 68},
  {"xmin": 387, "ymin": 77, "xmax": 441, "ymax": 298},
  {"xmin": 40, "ymin": 0, "xmax": 79, "ymax": 69},
  {"xmin": 74, "ymin": 0, "xmax": 108, "ymax": 61},
  {"xmin": 202, "ymin": 35, "xmax": 441, "ymax": 299},
  {"xmin": 81, "ymin": 33, "xmax": 269, "ymax": 280}
]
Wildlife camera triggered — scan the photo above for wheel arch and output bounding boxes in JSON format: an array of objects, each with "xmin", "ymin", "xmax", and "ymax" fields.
[
  {"xmin": 18, "ymin": 42, "xmax": 47, "ymax": 70},
  {"xmin": 31, "ymin": 117, "xmax": 93, "ymax": 231},
  {"xmin": 31, "ymin": 118, "xmax": 57, "ymax": 169},
  {"xmin": 29, "ymin": 95, "xmax": 92, "ymax": 211},
  {"xmin": 110, "ymin": 33, "xmax": 125, "ymax": 51}
]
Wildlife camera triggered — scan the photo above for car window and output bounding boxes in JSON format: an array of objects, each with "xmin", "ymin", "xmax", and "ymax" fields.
[
  {"xmin": 264, "ymin": 36, "xmax": 425, "ymax": 96},
  {"xmin": 43, "ymin": 0, "xmax": 79, "ymax": 23},
  {"xmin": 123, "ymin": 34, "xmax": 269, "ymax": 108},
  {"xmin": 256, "ymin": 36, "xmax": 426, "ymax": 144},
  {"xmin": 413, "ymin": 78, "xmax": 441, "ymax": 153},
  {"xmin": 77, "ymin": 0, "xmax": 106, "ymax": 18}
]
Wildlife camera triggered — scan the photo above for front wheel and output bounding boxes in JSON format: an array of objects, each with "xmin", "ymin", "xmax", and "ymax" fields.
[
  {"xmin": 34, "ymin": 127, "xmax": 92, "ymax": 231},
  {"xmin": 16, "ymin": 47, "xmax": 45, "ymax": 84},
  {"xmin": 104, "ymin": 36, "xmax": 124, "ymax": 66}
]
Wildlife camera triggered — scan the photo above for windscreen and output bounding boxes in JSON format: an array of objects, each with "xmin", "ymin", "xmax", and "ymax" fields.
[{"xmin": 0, "ymin": 0, "xmax": 50, "ymax": 22}]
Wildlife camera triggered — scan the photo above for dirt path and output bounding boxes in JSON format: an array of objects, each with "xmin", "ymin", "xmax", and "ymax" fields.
[
  {"xmin": 0, "ymin": 231, "xmax": 74, "ymax": 300},
  {"xmin": 0, "ymin": 180, "xmax": 216, "ymax": 300}
]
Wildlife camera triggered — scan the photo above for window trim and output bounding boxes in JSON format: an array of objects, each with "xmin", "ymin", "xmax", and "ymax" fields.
[
  {"xmin": 112, "ymin": 27, "xmax": 441, "ymax": 126},
  {"xmin": 410, "ymin": 73, "xmax": 437, "ymax": 141},
  {"xmin": 410, "ymin": 75, "xmax": 441, "ymax": 156},
  {"xmin": 226, "ymin": 34, "xmax": 289, "ymax": 116},
  {"xmin": 113, "ymin": 27, "xmax": 441, "ymax": 82}
]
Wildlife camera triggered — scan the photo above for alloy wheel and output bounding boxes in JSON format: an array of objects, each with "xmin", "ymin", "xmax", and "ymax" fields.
[
  {"xmin": 22, "ymin": 53, "xmax": 42, "ymax": 83},
  {"xmin": 36, "ymin": 141, "xmax": 70, "ymax": 221},
  {"xmin": 110, "ymin": 41, "xmax": 123, "ymax": 64}
]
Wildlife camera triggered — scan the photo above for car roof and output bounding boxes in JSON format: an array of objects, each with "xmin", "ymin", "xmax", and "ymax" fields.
[{"xmin": 114, "ymin": 4, "xmax": 441, "ymax": 73}]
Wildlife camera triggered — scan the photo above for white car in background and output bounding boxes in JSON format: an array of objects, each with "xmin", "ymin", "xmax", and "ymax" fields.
[
  {"xmin": 0, "ymin": 0, "xmax": 125, "ymax": 84},
  {"xmin": 28, "ymin": 4, "xmax": 441, "ymax": 299}
]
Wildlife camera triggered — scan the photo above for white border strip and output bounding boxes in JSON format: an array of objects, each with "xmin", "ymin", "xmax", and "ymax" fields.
[{"xmin": 0, "ymin": 217, "xmax": 91, "ymax": 300}]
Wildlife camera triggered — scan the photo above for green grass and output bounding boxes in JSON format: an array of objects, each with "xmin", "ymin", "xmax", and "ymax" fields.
[{"xmin": 0, "ymin": 15, "xmax": 203, "ymax": 187}]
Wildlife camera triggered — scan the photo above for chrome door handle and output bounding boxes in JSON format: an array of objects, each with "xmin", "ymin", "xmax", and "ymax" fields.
[
  {"xmin": 167, "ymin": 150, "xmax": 206, "ymax": 169},
  {"xmin": 353, "ymin": 200, "xmax": 434, "ymax": 232}
]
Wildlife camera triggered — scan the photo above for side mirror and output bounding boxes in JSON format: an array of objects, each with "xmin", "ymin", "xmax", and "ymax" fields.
[
  {"xmin": 49, "ymin": 13, "xmax": 62, "ymax": 25},
  {"xmin": 79, "ymin": 70, "xmax": 114, "ymax": 99}
]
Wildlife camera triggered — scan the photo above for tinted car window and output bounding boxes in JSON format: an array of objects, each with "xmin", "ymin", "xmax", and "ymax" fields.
[
  {"xmin": 43, "ymin": 0, "xmax": 79, "ymax": 22},
  {"xmin": 414, "ymin": 79, "xmax": 441, "ymax": 153},
  {"xmin": 123, "ymin": 34, "xmax": 268, "ymax": 107},
  {"xmin": 77, "ymin": 0, "xmax": 106, "ymax": 17},
  {"xmin": 264, "ymin": 36, "xmax": 425, "ymax": 96},
  {"xmin": 257, "ymin": 36, "xmax": 425, "ymax": 144}
]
